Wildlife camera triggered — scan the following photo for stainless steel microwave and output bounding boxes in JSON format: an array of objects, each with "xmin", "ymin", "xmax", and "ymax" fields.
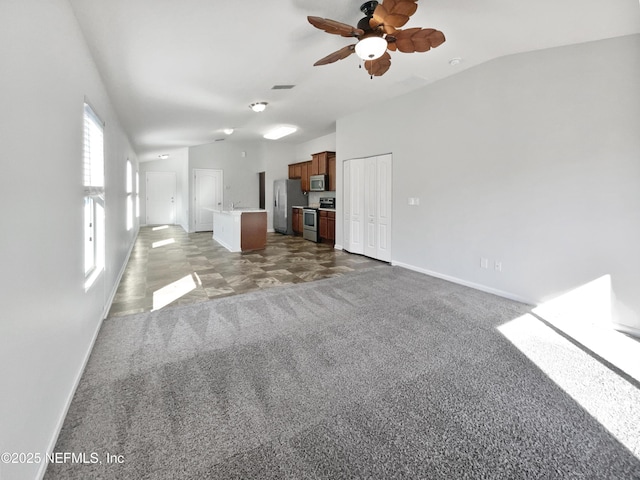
[{"xmin": 309, "ymin": 174, "xmax": 327, "ymax": 192}]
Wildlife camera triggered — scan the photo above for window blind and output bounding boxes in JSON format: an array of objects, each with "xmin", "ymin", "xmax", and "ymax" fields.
[{"xmin": 83, "ymin": 103, "xmax": 104, "ymax": 191}]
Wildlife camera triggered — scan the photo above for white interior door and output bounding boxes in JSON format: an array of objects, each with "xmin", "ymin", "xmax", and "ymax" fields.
[
  {"xmin": 194, "ymin": 169, "xmax": 222, "ymax": 232},
  {"xmin": 364, "ymin": 157, "xmax": 377, "ymax": 259},
  {"xmin": 343, "ymin": 161, "xmax": 351, "ymax": 249},
  {"xmin": 348, "ymin": 158, "xmax": 364, "ymax": 255},
  {"xmin": 376, "ymin": 154, "xmax": 392, "ymax": 262},
  {"xmin": 146, "ymin": 172, "xmax": 176, "ymax": 225},
  {"xmin": 343, "ymin": 155, "xmax": 392, "ymax": 261}
]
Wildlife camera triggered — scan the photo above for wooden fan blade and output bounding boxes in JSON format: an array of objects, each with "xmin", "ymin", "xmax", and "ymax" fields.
[
  {"xmin": 392, "ymin": 1, "xmax": 418, "ymax": 18},
  {"xmin": 426, "ymin": 29, "xmax": 446, "ymax": 48},
  {"xmin": 313, "ymin": 44, "xmax": 356, "ymax": 66},
  {"xmin": 394, "ymin": 27, "xmax": 446, "ymax": 54},
  {"xmin": 365, "ymin": 51, "xmax": 392, "ymax": 77},
  {"xmin": 380, "ymin": 0, "xmax": 398, "ymax": 11},
  {"xmin": 371, "ymin": 4, "xmax": 388, "ymax": 28},
  {"xmin": 412, "ymin": 28, "xmax": 444, "ymax": 52},
  {"xmin": 385, "ymin": 13, "xmax": 410, "ymax": 28},
  {"xmin": 376, "ymin": 0, "xmax": 418, "ymax": 27},
  {"xmin": 307, "ymin": 16, "xmax": 364, "ymax": 37},
  {"xmin": 394, "ymin": 27, "xmax": 421, "ymax": 53}
]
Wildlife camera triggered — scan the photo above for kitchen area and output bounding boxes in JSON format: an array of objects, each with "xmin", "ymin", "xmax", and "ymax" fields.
[{"xmin": 274, "ymin": 151, "xmax": 337, "ymax": 245}]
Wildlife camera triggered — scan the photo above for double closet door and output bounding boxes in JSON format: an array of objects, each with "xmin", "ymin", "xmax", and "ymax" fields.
[{"xmin": 343, "ymin": 154, "xmax": 392, "ymax": 262}]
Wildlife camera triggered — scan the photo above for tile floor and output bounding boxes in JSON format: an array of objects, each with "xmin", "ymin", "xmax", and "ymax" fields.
[{"xmin": 108, "ymin": 225, "xmax": 387, "ymax": 317}]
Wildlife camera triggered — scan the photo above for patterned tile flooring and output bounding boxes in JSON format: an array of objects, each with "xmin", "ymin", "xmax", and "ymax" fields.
[{"xmin": 108, "ymin": 225, "xmax": 387, "ymax": 317}]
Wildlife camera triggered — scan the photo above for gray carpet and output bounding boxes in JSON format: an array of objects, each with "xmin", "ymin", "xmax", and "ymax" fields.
[{"xmin": 46, "ymin": 266, "xmax": 640, "ymax": 479}]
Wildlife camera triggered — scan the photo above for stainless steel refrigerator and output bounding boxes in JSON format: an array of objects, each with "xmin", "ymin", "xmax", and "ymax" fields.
[{"xmin": 273, "ymin": 178, "xmax": 307, "ymax": 235}]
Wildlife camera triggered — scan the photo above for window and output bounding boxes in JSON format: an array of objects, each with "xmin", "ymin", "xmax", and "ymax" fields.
[
  {"xmin": 83, "ymin": 102, "xmax": 105, "ymax": 289},
  {"xmin": 135, "ymin": 171, "xmax": 140, "ymax": 218},
  {"xmin": 126, "ymin": 159, "xmax": 133, "ymax": 231}
]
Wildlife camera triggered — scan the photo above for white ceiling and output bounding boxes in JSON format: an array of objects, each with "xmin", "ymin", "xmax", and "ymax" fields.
[{"xmin": 68, "ymin": 0, "xmax": 640, "ymax": 162}]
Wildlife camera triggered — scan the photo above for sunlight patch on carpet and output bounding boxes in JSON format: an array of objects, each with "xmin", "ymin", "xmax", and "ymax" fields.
[{"xmin": 498, "ymin": 313, "xmax": 640, "ymax": 459}]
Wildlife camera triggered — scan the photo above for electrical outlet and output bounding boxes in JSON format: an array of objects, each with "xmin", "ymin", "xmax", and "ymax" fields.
[
  {"xmin": 480, "ymin": 258, "xmax": 489, "ymax": 269},
  {"xmin": 494, "ymin": 261, "xmax": 502, "ymax": 272}
]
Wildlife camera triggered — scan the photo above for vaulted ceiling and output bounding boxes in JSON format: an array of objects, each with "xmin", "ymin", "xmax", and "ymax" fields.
[{"xmin": 68, "ymin": 0, "xmax": 640, "ymax": 162}]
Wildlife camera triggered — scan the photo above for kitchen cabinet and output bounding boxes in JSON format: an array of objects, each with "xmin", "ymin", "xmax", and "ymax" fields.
[
  {"xmin": 213, "ymin": 210, "xmax": 267, "ymax": 252},
  {"xmin": 319, "ymin": 210, "xmax": 335, "ymax": 244},
  {"xmin": 289, "ymin": 160, "xmax": 313, "ymax": 192},
  {"xmin": 328, "ymin": 154, "xmax": 336, "ymax": 192},
  {"xmin": 327, "ymin": 211, "xmax": 335, "ymax": 242},
  {"xmin": 290, "ymin": 155, "xmax": 333, "ymax": 192},
  {"xmin": 292, "ymin": 207, "xmax": 303, "ymax": 234},
  {"xmin": 301, "ymin": 161, "xmax": 310, "ymax": 192},
  {"xmin": 311, "ymin": 151, "xmax": 330, "ymax": 176}
]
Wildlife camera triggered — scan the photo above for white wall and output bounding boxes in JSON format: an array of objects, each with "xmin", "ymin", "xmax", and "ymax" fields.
[
  {"xmin": 0, "ymin": 1, "xmax": 139, "ymax": 479},
  {"xmin": 139, "ymin": 147, "xmax": 189, "ymax": 231},
  {"xmin": 188, "ymin": 141, "xmax": 266, "ymax": 231},
  {"xmin": 188, "ymin": 140, "xmax": 303, "ymax": 232},
  {"xmin": 295, "ymin": 132, "xmax": 336, "ymax": 162},
  {"xmin": 337, "ymin": 34, "xmax": 640, "ymax": 331}
]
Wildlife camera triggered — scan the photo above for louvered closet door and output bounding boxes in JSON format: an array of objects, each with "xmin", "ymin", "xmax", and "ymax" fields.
[
  {"xmin": 343, "ymin": 161, "xmax": 351, "ymax": 249},
  {"xmin": 348, "ymin": 158, "xmax": 364, "ymax": 255},
  {"xmin": 375, "ymin": 154, "xmax": 392, "ymax": 262},
  {"xmin": 364, "ymin": 157, "xmax": 378, "ymax": 259},
  {"xmin": 343, "ymin": 155, "xmax": 392, "ymax": 261}
]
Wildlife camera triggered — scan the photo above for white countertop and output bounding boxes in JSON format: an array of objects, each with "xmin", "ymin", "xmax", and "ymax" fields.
[
  {"xmin": 217, "ymin": 208, "xmax": 266, "ymax": 216},
  {"xmin": 292, "ymin": 206, "xmax": 336, "ymax": 212}
]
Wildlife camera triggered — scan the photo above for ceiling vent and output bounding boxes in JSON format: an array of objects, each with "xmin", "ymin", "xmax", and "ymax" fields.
[
  {"xmin": 214, "ymin": 138, "xmax": 225, "ymax": 142},
  {"xmin": 271, "ymin": 85, "xmax": 295, "ymax": 90}
]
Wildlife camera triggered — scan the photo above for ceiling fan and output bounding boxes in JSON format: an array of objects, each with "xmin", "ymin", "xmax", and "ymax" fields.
[{"xmin": 308, "ymin": 0, "xmax": 445, "ymax": 78}]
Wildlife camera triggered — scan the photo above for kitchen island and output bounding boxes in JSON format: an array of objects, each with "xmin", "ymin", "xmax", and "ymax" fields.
[{"xmin": 213, "ymin": 209, "xmax": 267, "ymax": 252}]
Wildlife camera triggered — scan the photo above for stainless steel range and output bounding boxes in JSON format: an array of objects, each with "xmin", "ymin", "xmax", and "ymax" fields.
[
  {"xmin": 302, "ymin": 208, "xmax": 318, "ymax": 242},
  {"xmin": 319, "ymin": 197, "xmax": 335, "ymax": 209}
]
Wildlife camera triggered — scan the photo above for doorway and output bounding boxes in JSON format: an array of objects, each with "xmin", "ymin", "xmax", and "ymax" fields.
[
  {"xmin": 193, "ymin": 169, "xmax": 223, "ymax": 232},
  {"xmin": 259, "ymin": 171, "xmax": 265, "ymax": 210},
  {"xmin": 146, "ymin": 171, "xmax": 176, "ymax": 225}
]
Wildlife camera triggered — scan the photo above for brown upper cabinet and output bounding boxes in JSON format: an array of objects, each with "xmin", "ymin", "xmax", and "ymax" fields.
[
  {"xmin": 328, "ymin": 153, "xmax": 336, "ymax": 192},
  {"xmin": 311, "ymin": 151, "xmax": 330, "ymax": 176},
  {"xmin": 301, "ymin": 161, "xmax": 310, "ymax": 192},
  {"xmin": 289, "ymin": 151, "xmax": 335, "ymax": 192}
]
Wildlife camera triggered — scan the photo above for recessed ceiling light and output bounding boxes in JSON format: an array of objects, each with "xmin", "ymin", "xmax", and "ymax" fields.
[
  {"xmin": 449, "ymin": 57, "xmax": 463, "ymax": 66},
  {"xmin": 249, "ymin": 102, "xmax": 268, "ymax": 112},
  {"xmin": 223, "ymin": 128, "xmax": 234, "ymax": 135},
  {"xmin": 158, "ymin": 154, "xmax": 169, "ymax": 159},
  {"xmin": 263, "ymin": 126, "xmax": 297, "ymax": 140}
]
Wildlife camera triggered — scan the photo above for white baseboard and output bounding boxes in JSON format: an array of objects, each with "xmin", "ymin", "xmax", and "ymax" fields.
[
  {"xmin": 103, "ymin": 228, "xmax": 138, "ymax": 319},
  {"xmin": 612, "ymin": 323, "xmax": 640, "ymax": 339},
  {"xmin": 334, "ymin": 244, "xmax": 343, "ymax": 251},
  {"xmin": 37, "ymin": 314, "xmax": 103, "ymax": 479},
  {"xmin": 38, "ymin": 232, "xmax": 138, "ymax": 480},
  {"xmin": 391, "ymin": 261, "xmax": 535, "ymax": 305}
]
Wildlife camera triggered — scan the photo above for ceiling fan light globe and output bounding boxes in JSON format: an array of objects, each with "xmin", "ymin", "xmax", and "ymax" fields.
[{"xmin": 355, "ymin": 36, "xmax": 387, "ymax": 61}]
